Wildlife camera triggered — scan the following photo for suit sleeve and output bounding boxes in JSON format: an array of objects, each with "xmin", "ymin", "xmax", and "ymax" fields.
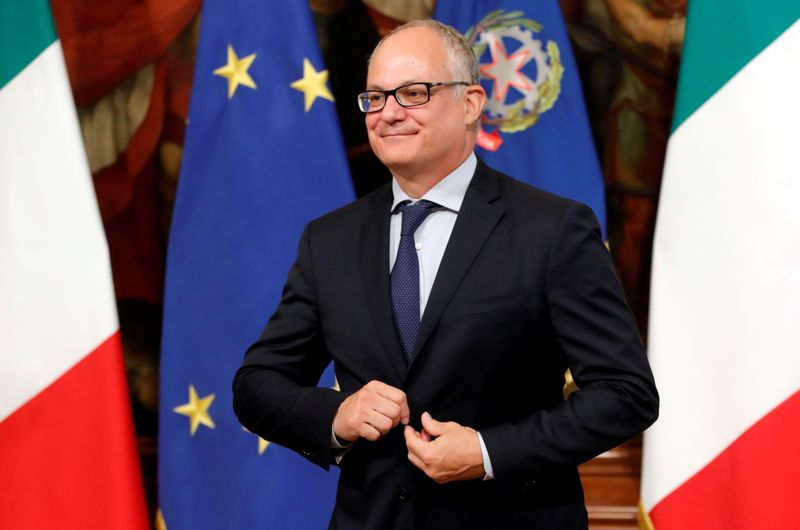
[
  {"xmin": 479, "ymin": 202, "xmax": 659, "ymax": 482},
  {"xmin": 232, "ymin": 224, "xmax": 347, "ymax": 470}
]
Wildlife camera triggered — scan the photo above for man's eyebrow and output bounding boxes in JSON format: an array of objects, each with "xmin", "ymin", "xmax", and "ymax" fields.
[{"xmin": 365, "ymin": 80, "xmax": 422, "ymax": 90}]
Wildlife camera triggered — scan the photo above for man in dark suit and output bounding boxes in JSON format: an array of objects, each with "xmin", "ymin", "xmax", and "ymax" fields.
[{"xmin": 233, "ymin": 19, "xmax": 658, "ymax": 529}]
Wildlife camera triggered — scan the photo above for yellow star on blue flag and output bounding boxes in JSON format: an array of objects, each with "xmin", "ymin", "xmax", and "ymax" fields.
[
  {"xmin": 173, "ymin": 384, "xmax": 215, "ymax": 436},
  {"xmin": 214, "ymin": 44, "xmax": 257, "ymax": 99},
  {"xmin": 242, "ymin": 426, "xmax": 271, "ymax": 455},
  {"xmin": 290, "ymin": 58, "xmax": 334, "ymax": 111}
]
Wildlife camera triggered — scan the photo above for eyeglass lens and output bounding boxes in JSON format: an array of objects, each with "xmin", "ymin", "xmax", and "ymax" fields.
[{"xmin": 358, "ymin": 83, "xmax": 429, "ymax": 112}]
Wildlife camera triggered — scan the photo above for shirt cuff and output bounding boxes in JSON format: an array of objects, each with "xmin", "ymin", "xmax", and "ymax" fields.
[
  {"xmin": 331, "ymin": 424, "xmax": 350, "ymax": 448},
  {"xmin": 477, "ymin": 431, "xmax": 494, "ymax": 480},
  {"xmin": 331, "ymin": 424, "xmax": 352, "ymax": 464}
]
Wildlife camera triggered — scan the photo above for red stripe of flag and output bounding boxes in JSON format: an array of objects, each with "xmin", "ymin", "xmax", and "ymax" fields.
[
  {"xmin": 0, "ymin": 332, "xmax": 149, "ymax": 529},
  {"xmin": 650, "ymin": 390, "xmax": 800, "ymax": 529}
]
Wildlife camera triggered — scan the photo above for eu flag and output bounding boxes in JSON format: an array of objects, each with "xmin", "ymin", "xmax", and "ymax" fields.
[
  {"xmin": 435, "ymin": 0, "xmax": 606, "ymax": 235},
  {"xmin": 158, "ymin": 1, "xmax": 353, "ymax": 528}
]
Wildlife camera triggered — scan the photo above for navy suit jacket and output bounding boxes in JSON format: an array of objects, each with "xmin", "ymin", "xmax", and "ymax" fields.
[{"xmin": 233, "ymin": 160, "xmax": 658, "ymax": 529}]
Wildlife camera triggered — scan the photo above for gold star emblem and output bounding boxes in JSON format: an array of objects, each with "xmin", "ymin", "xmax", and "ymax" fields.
[
  {"xmin": 242, "ymin": 426, "xmax": 271, "ymax": 455},
  {"xmin": 174, "ymin": 385, "xmax": 215, "ymax": 436},
  {"xmin": 213, "ymin": 45, "xmax": 257, "ymax": 99},
  {"xmin": 290, "ymin": 58, "xmax": 334, "ymax": 112}
]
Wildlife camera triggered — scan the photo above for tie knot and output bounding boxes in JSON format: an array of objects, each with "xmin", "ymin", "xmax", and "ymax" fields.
[{"xmin": 398, "ymin": 200, "xmax": 439, "ymax": 236}]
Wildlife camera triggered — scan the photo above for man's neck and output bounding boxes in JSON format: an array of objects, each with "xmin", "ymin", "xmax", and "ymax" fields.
[
  {"xmin": 391, "ymin": 149, "xmax": 475, "ymax": 199},
  {"xmin": 393, "ymin": 173, "xmax": 446, "ymax": 199},
  {"xmin": 392, "ymin": 152, "xmax": 476, "ymax": 204}
]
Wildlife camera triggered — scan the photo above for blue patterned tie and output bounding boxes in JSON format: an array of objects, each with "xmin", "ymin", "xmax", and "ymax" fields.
[{"xmin": 391, "ymin": 200, "xmax": 440, "ymax": 363}]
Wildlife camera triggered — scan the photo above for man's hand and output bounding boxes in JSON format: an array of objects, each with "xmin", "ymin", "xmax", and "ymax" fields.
[
  {"xmin": 333, "ymin": 380, "xmax": 410, "ymax": 442},
  {"xmin": 404, "ymin": 412, "xmax": 485, "ymax": 483}
]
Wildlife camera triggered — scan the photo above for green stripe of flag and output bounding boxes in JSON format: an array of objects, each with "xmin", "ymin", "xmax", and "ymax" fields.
[
  {"xmin": 672, "ymin": 0, "xmax": 800, "ymax": 132},
  {"xmin": 0, "ymin": 0, "xmax": 58, "ymax": 90}
]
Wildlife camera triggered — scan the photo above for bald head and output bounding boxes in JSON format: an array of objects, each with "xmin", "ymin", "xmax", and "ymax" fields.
[{"xmin": 369, "ymin": 20, "xmax": 480, "ymax": 89}]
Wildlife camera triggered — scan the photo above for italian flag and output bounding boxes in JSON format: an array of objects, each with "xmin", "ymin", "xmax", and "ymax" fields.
[
  {"xmin": 640, "ymin": 2, "xmax": 800, "ymax": 528},
  {"xmin": 0, "ymin": 2, "xmax": 149, "ymax": 528}
]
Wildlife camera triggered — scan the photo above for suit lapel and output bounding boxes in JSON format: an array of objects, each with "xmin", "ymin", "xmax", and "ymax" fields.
[
  {"xmin": 410, "ymin": 162, "xmax": 504, "ymax": 367},
  {"xmin": 359, "ymin": 187, "xmax": 407, "ymax": 381}
]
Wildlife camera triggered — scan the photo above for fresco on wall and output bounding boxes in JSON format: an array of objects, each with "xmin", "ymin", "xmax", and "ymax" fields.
[{"xmin": 566, "ymin": 0, "xmax": 686, "ymax": 333}]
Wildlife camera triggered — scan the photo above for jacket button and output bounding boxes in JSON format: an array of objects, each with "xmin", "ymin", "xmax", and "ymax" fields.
[{"xmin": 398, "ymin": 486, "xmax": 412, "ymax": 501}]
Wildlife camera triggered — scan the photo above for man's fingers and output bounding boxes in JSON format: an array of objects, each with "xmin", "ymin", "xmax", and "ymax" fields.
[
  {"xmin": 368, "ymin": 380, "xmax": 406, "ymax": 405},
  {"xmin": 364, "ymin": 409, "xmax": 394, "ymax": 434},
  {"xmin": 399, "ymin": 400, "xmax": 411, "ymax": 425},
  {"xmin": 404, "ymin": 425, "xmax": 430, "ymax": 459},
  {"xmin": 376, "ymin": 384, "xmax": 410, "ymax": 425},
  {"xmin": 403, "ymin": 425, "xmax": 417, "ymax": 443},
  {"xmin": 363, "ymin": 391, "xmax": 406, "ymax": 432},
  {"xmin": 358, "ymin": 423, "xmax": 382, "ymax": 442},
  {"xmin": 369, "ymin": 398, "xmax": 402, "ymax": 424},
  {"xmin": 407, "ymin": 450, "xmax": 426, "ymax": 471},
  {"xmin": 421, "ymin": 411, "xmax": 448, "ymax": 437},
  {"xmin": 335, "ymin": 381, "xmax": 410, "ymax": 443},
  {"xmin": 404, "ymin": 425, "xmax": 422, "ymax": 450},
  {"xmin": 367, "ymin": 380, "xmax": 410, "ymax": 425}
]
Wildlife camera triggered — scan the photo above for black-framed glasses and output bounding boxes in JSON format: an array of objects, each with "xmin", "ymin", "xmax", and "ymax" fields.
[{"xmin": 357, "ymin": 81, "xmax": 470, "ymax": 113}]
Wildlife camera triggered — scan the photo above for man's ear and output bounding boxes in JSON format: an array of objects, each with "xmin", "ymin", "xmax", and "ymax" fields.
[{"xmin": 464, "ymin": 84, "xmax": 487, "ymax": 125}]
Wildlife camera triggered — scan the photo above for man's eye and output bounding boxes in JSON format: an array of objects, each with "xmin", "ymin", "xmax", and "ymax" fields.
[
  {"xmin": 402, "ymin": 88, "xmax": 428, "ymax": 102},
  {"xmin": 368, "ymin": 94, "xmax": 384, "ymax": 103}
]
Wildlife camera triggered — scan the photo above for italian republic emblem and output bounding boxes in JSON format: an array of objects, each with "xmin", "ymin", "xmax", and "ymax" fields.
[{"xmin": 464, "ymin": 10, "xmax": 564, "ymax": 151}]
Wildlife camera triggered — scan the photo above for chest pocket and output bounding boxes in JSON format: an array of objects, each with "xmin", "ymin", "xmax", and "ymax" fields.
[{"xmin": 460, "ymin": 289, "xmax": 529, "ymax": 316}]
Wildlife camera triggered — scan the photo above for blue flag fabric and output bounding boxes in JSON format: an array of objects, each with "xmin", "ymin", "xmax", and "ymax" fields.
[
  {"xmin": 435, "ymin": 0, "xmax": 606, "ymax": 235},
  {"xmin": 158, "ymin": 1, "xmax": 353, "ymax": 528}
]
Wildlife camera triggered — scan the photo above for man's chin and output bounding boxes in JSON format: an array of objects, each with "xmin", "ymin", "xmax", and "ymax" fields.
[
  {"xmin": 374, "ymin": 147, "xmax": 416, "ymax": 169},
  {"xmin": 378, "ymin": 155, "xmax": 420, "ymax": 176},
  {"xmin": 378, "ymin": 135, "xmax": 417, "ymax": 151}
]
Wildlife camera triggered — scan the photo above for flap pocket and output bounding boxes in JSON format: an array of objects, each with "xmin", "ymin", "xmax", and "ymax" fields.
[{"xmin": 461, "ymin": 290, "xmax": 529, "ymax": 315}]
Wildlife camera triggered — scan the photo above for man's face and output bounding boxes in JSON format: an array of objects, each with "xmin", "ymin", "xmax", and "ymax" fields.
[{"xmin": 365, "ymin": 27, "xmax": 474, "ymax": 179}]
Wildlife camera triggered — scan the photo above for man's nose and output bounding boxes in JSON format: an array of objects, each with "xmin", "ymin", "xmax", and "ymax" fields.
[{"xmin": 379, "ymin": 93, "xmax": 407, "ymax": 122}]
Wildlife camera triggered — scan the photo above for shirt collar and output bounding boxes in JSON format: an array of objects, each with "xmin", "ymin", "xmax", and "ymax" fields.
[{"xmin": 391, "ymin": 152, "xmax": 477, "ymax": 213}]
